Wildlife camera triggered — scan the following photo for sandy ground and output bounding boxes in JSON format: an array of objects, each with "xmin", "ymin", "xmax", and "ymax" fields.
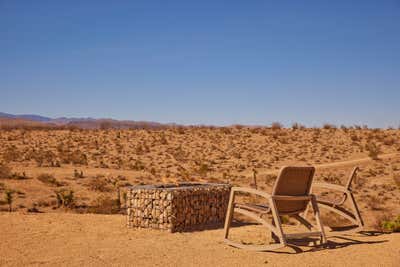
[{"xmin": 1, "ymin": 213, "xmax": 399, "ymax": 267}]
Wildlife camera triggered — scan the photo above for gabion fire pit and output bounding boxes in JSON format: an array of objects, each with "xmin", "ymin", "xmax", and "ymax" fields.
[{"xmin": 127, "ymin": 183, "xmax": 231, "ymax": 232}]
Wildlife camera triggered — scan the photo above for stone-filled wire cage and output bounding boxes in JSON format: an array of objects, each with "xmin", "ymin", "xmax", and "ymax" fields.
[{"xmin": 127, "ymin": 183, "xmax": 231, "ymax": 232}]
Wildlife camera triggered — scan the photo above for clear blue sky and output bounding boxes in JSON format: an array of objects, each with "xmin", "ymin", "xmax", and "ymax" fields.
[{"xmin": 1, "ymin": 1, "xmax": 399, "ymax": 127}]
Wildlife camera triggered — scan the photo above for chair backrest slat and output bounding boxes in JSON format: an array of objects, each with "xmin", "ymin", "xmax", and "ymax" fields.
[
  {"xmin": 345, "ymin": 167, "xmax": 359, "ymax": 189},
  {"xmin": 272, "ymin": 166, "xmax": 315, "ymax": 214}
]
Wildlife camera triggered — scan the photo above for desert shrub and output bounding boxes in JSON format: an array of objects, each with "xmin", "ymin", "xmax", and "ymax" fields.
[
  {"xmin": 3, "ymin": 145, "xmax": 21, "ymax": 162},
  {"xmin": 263, "ymin": 174, "xmax": 277, "ymax": 185},
  {"xmin": 4, "ymin": 189, "xmax": 14, "ymax": 212},
  {"xmin": 87, "ymin": 176, "xmax": 111, "ymax": 192},
  {"xmin": 321, "ymin": 173, "xmax": 341, "ymax": 184},
  {"xmin": 34, "ymin": 150, "xmax": 59, "ymax": 167},
  {"xmin": 323, "ymin": 123, "xmax": 336, "ymax": 130},
  {"xmin": 220, "ymin": 127, "xmax": 232, "ymax": 135},
  {"xmin": 55, "ymin": 189, "xmax": 75, "ymax": 208},
  {"xmin": 381, "ymin": 215, "xmax": 400, "ymax": 233},
  {"xmin": 251, "ymin": 169, "xmax": 258, "ymax": 189},
  {"xmin": 392, "ymin": 171, "xmax": 400, "ymax": 191},
  {"xmin": 368, "ymin": 195, "xmax": 384, "ymax": 210},
  {"xmin": 89, "ymin": 195, "xmax": 120, "ymax": 214},
  {"xmin": 74, "ymin": 169, "xmax": 84, "ymax": 179},
  {"xmin": 383, "ymin": 137, "xmax": 396, "ymax": 146},
  {"xmin": 291, "ymin": 123, "xmax": 304, "ymax": 130},
  {"xmin": 350, "ymin": 134, "xmax": 360, "ymax": 142},
  {"xmin": 197, "ymin": 163, "xmax": 210, "ymax": 177},
  {"xmin": 174, "ymin": 126, "xmax": 186, "ymax": 135},
  {"xmin": 271, "ymin": 122, "xmax": 283, "ymax": 130},
  {"xmin": 37, "ymin": 173, "xmax": 63, "ymax": 187},
  {"xmin": 67, "ymin": 150, "xmax": 88, "ymax": 165},
  {"xmin": 0, "ymin": 162, "xmax": 12, "ymax": 179},
  {"xmin": 27, "ymin": 205, "xmax": 41, "ymax": 213},
  {"xmin": 159, "ymin": 133, "xmax": 168, "ymax": 145},
  {"xmin": 366, "ymin": 142, "xmax": 380, "ymax": 160},
  {"xmin": 129, "ymin": 160, "xmax": 146, "ymax": 171}
]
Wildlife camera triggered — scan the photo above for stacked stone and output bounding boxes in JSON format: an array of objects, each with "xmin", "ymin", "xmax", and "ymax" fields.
[{"xmin": 127, "ymin": 183, "xmax": 231, "ymax": 232}]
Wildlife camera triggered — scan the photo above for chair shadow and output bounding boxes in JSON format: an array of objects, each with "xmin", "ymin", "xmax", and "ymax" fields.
[{"xmin": 267, "ymin": 235, "xmax": 388, "ymax": 254}]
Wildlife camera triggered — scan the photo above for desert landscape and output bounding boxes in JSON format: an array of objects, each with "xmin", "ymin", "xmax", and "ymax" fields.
[
  {"xmin": 2, "ymin": 1, "xmax": 400, "ymax": 266},
  {"xmin": 1, "ymin": 122, "xmax": 400, "ymax": 266}
]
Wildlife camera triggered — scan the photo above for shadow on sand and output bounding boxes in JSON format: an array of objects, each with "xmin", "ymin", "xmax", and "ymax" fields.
[{"xmin": 225, "ymin": 221, "xmax": 390, "ymax": 254}]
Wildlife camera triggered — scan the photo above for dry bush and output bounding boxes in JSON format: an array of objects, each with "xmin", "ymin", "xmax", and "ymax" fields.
[
  {"xmin": 55, "ymin": 189, "xmax": 75, "ymax": 208},
  {"xmin": 61, "ymin": 150, "xmax": 88, "ymax": 165},
  {"xmin": 0, "ymin": 162, "xmax": 12, "ymax": 179},
  {"xmin": 392, "ymin": 169, "xmax": 400, "ymax": 191},
  {"xmin": 323, "ymin": 123, "xmax": 337, "ymax": 130},
  {"xmin": 3, "ymin": 145, "xmax": 21, "ymax": 162},
  {"xmin": 291, "ymin": 123, "xmax": 304, "ymax": 130},
  {"xmin": 37, "ymin": 173, "xmax": 63, "ymax": 187},
  {"xmin": 271, "ymin": 122, "xmax": 283, "ymax": 130},
  {"xmin": 320, "ymin": 211, "xmax": 349, "ymax": 228},
  {"xmin": 197, "ymin": 163, "xmax": 210, "ymax": 177},
  {"xmin": 321, "ymin": 173, "xmax": 341, "ymax": 184},
  {"xmin": 380, "ymin": 215, "xmax": 400, "ymax": 232},
  {"xmin": 367, "ymin": 195, "xmax": 384, "ymax": 211},
  {"xmin": 74, "ymin": 169, "xmax": 84, "ymax": 179},
  {"xmin": 366, "ymin": 142, "xmax": 380, "ymax": 160},
  {"xmin": 383, "ymin": 137, "xmax": 396, "ymax": 146},
  {"xmin": 88, "ymin": 195, "xmax": 120, "ymax": 214},
  {"xmin": 262, "ymin": 174, "xmax": 276, "ymax": 185},
  {"xmin": 129, "ymin": 160, "xmax": 146, "ymax": 171},
  {"xmin": 4, "ymin": 189, "xmax": 14, "ymax": 212},
  {"xmin": 34, "ymin": 150, "xmax": 60, "ymax": 167},
  {"xmin": 87, "ymin": 176, "xmax": 111, "ymax": 192}
]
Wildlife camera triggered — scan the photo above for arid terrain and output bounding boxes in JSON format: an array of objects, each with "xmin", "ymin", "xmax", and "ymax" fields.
[
  {"xmin": 1, "ymin": 213, "xmax": 400, "ymax": 266},
  {"xmin": 1, "ymin": 125, "xmax": 400, "ymax": 265}
]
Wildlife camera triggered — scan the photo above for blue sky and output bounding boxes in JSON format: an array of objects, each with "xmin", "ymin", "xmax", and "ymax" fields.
[{"xmin": 1, "ymin": 0, "xmax": 399, "ymax": 127}]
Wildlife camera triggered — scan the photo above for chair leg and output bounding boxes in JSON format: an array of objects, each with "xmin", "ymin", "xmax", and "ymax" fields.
[
  {"xmin": 348, "ymin": 192, "xmax": 364, "ymax": 229},
  {"xmin": 269, "ymin": 198, "xmax": 286, "ymax": 246},
  {"xmin": 311, "ymin": 195, "xmax": 327, "ymax": 244},
  {"xmin": 224, "ymin": 189, "xmax": 236, "ymax": 239},
  {"xmin": 271, "ymin": 219, "xmax": 280, "ymax": 243}
]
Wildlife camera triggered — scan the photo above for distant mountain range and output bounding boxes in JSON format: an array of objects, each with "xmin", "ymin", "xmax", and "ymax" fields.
[
  {"xmin": 0, "ymin": 112, "xmax": 176, "ymax": 129},
  {"xmin": 0, "ymin": 112, "xmax": 53, "ymax": 122}
]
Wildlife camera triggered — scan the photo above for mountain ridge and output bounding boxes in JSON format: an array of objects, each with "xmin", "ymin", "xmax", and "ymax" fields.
[{"xmin": 0, "ymin": 112, "xmax": 177, "ymax": 129}]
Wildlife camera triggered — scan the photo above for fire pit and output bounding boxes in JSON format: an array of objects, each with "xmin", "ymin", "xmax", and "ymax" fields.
[{"xmin": 127, "ymin": 183, "xmax": 231, "ymax": 232}]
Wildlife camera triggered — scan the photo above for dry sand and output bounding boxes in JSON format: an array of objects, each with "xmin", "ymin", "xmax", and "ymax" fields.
[{"xmin": 1, "ymin": 213, "xmax": 399, "ymax": 267}]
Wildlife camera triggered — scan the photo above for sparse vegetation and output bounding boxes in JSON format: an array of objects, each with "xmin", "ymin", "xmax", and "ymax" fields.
[
  {"xmin": 380, "ymin": 215, "xmax": 400, "ymax": 232},
  {"xmin": 5, "ymin": 189, "xmax": 14, "ymax": 212},
  {"xmin": 366, "ymin": 142, "xmax": 381, "ymax": 160},
  {"xmin": 271, "ymin": 122, "xmax": 283, "ymax": 130},
  {"xmin": 0, "ymin": 127, "xmax": 399, "ymax": 222},
  {"xmin": 55, "ymin": 189, "xmax": 75, "ymax": 208},
  {"xmin": 0, "ymin": 162, "xmax": 12, "ymax": 179},
  {"xmin": 37, "ymin": 173, "xmax": 63, "ymax": 187},
  {"xmin": 87, "ymin": 176, "xmax": 111, "ymax": 192},
  {"xmin": 89, "ymin": 195, "xmax": 121, "ymax": 214}
]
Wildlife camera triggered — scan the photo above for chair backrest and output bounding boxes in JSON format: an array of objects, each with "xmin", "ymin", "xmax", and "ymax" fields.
[
  {"xmin": 272, "ymin": 166, "xmax": 315, "ymax": 214},
  {"xmin": 345, "ymin": 167, "xmax": 359, "ymax": 189}
]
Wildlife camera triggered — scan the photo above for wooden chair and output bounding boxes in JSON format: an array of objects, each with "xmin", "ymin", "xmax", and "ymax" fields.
[
  {"xmin": 223, "ymin": 166, "xmax": 327, "ymax": 251},
  {"xmin": 308, "ymin": 167, "xmax": 364, "ymax": 232}
]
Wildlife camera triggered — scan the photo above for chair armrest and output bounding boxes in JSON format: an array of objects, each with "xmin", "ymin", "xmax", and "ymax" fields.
[
  {"xmin": 272, "ymin": 195, "xmax": 312, "ymax": 201},
  {"xmin": 231, "ymin": 187, "xmax": 271, "ymax": 200},
  {"xmin": 312, "ymin": 182, "xmax": 350, "ymax": 194}
]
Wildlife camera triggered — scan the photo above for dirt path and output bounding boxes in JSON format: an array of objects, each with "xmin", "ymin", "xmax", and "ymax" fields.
[
  {"xmin": 0, "ymin": 213, "xmax": 399, "ymax": 267},
  {"xmin": 254, "ymin": 152, "xmax": 400, "ymax": 176}
]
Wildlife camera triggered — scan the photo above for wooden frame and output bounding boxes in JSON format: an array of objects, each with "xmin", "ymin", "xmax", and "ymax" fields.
[
  {"xmin": 307, "ymin": 167, "xmax": 364, "ymax": 233},
  {"xmin": 223, "ymin": 167, "xmax": 327, "ymax": 251}
]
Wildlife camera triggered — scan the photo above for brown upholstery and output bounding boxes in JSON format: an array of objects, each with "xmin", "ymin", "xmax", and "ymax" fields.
[{"xmin": 272, "ymin": 166, "xmax": 315, "ymax": 214}]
